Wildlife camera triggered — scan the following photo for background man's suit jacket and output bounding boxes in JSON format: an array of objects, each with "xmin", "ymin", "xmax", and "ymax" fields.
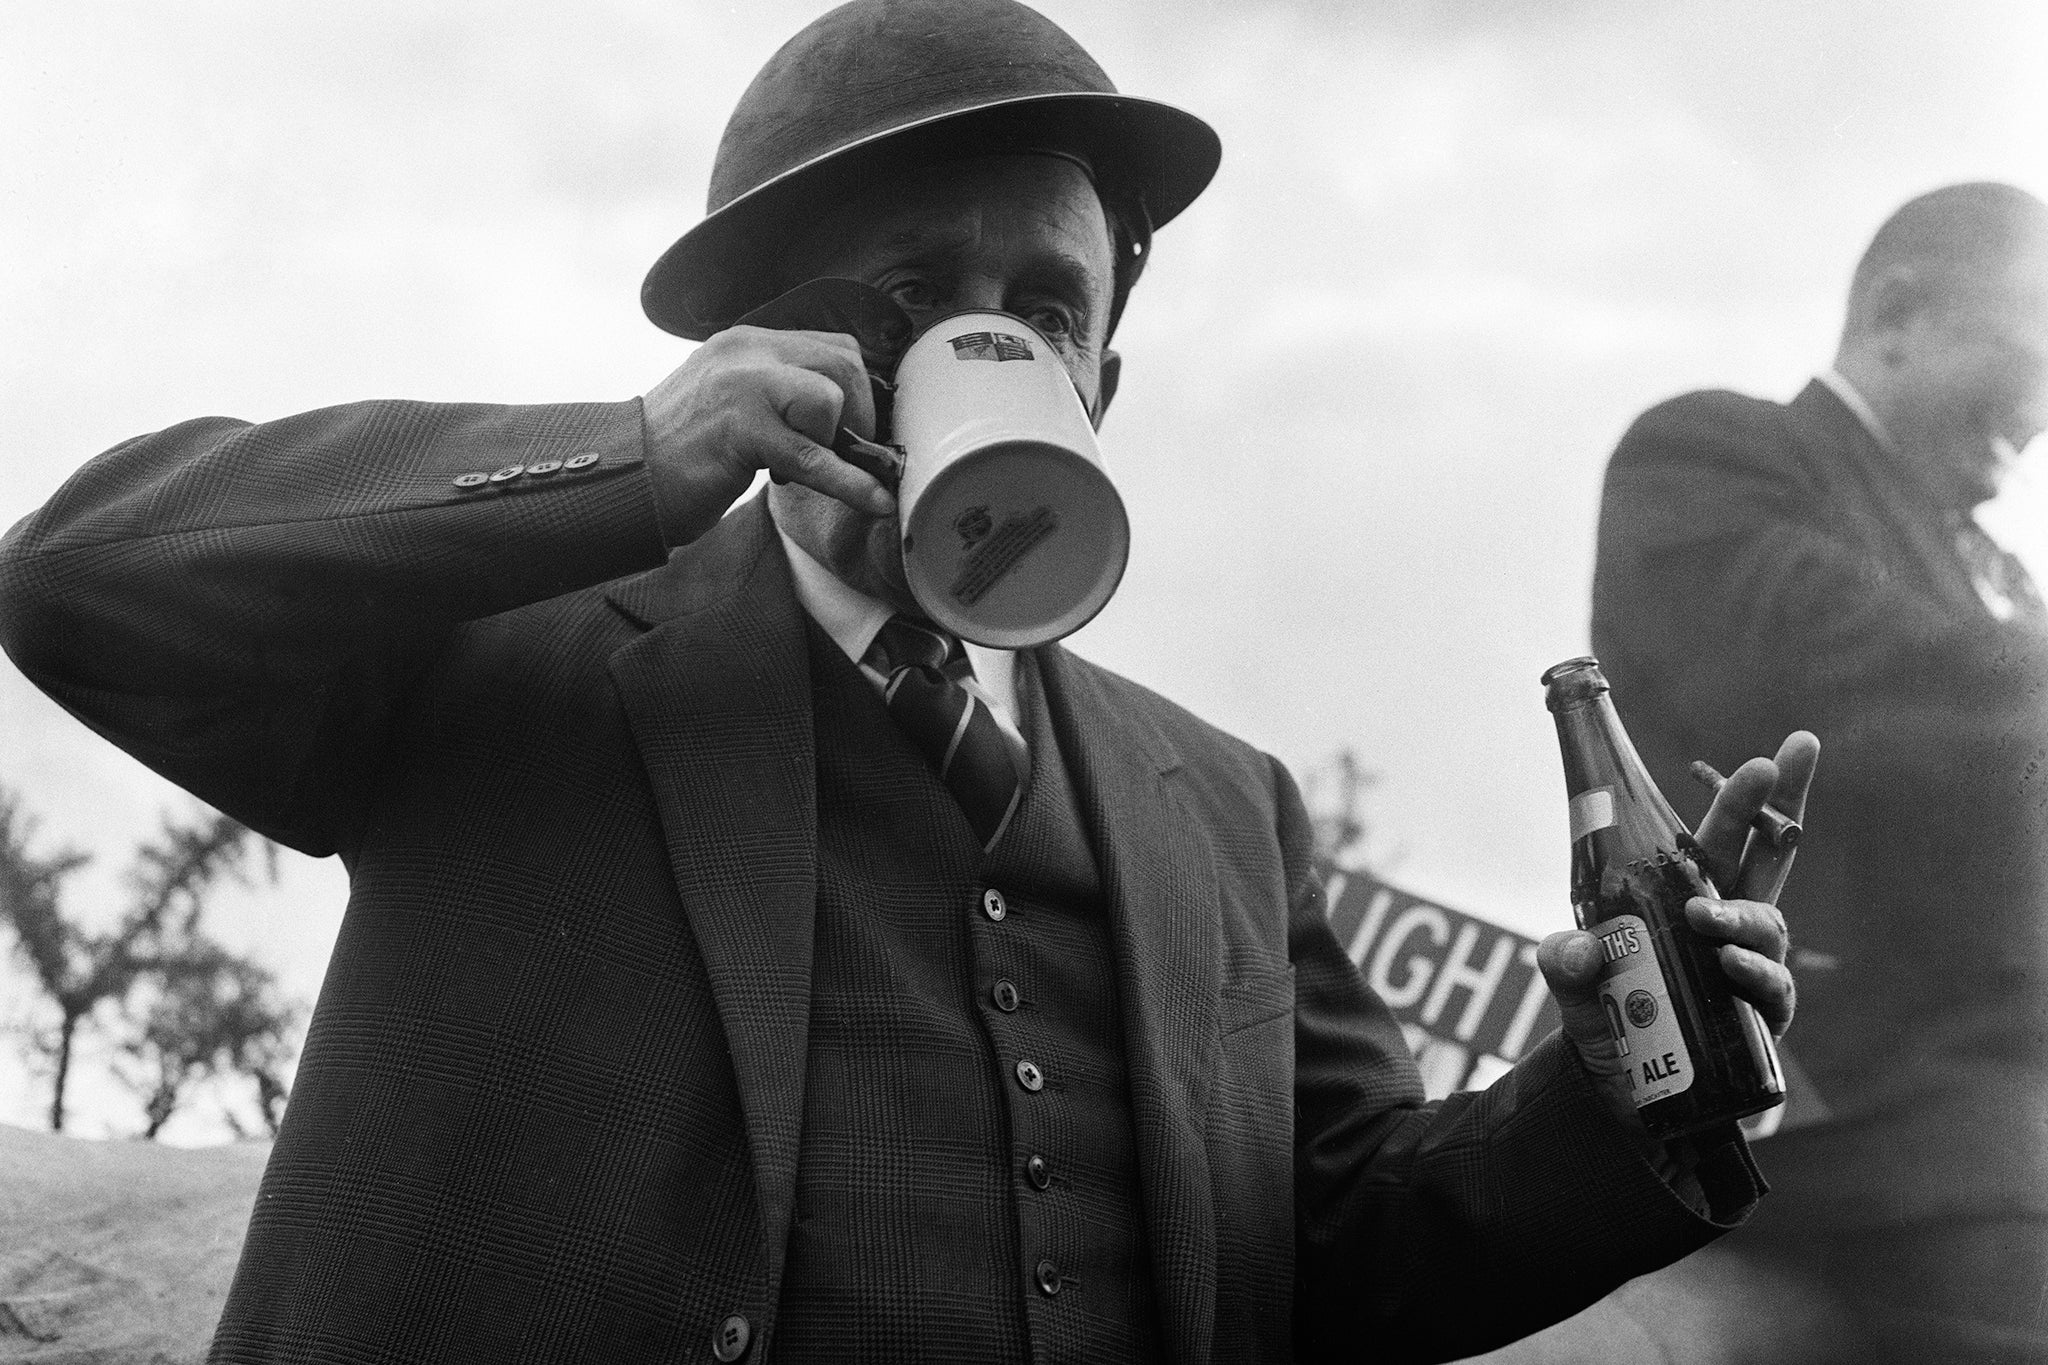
[
  {"xmin": 1, "ymin": 398, "xmax": 1744, "ymax": 1363},
  {"xmin": 1593, "ymin": 379, "xmax": 2048, "ymax": 1231}
]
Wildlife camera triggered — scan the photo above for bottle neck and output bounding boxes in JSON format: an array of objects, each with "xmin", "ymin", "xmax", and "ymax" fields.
[{"xmin": 1550, "ymin": 693, "xmax": 1689, "ymax": 837}]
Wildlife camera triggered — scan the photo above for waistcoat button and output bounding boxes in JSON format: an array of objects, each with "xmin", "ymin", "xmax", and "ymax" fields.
[
  {"xmin": 992, "ymin": 979, "xmax": 1020, "ymax": 1012},
  {"xmin": 1026, "ymin": 1154, "xmax": 1051, "ymax": 1189},
  {"xmin": 1015, "ymin": 1059, "xmax": 1044, "ymax": 1092},
  {"xmin": 1035, "ymin": 1259, "xmax": 1063, "ymax": 1296},
  {"xmin": 982, "ymin": 888, "xmax": 1007, "ymax": 921},
  {"xmin": 712, "ymin": 1313, "xmax": 751, "ymax": 1362}
]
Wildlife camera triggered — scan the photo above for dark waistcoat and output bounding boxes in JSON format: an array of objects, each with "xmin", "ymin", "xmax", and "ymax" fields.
[{"xmin": 773, "ymin": 625, "xmax": 1162, "ymax": 1364}]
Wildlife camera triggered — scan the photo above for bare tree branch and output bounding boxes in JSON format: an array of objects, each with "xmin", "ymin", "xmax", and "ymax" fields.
[
  {"xmin": 0, "ymin": 781, "xmax": 291, "ymax": 1134},
  {"xmin": 1300, "ymin": 746, "xmax": 1386, "ymax": 876},
  {"xmin": 120, "ymin": 937, "xmax": 298, "ymax": 1139}
]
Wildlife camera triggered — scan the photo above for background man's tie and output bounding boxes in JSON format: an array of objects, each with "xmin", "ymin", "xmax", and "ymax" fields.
[
  {"xmin": 864, "ymin": 615, "xmax": 1029, "ymax": 851},
  {"xmin": 1955, "ymin": 516, "xmax": 2046, "ymax": 625}
]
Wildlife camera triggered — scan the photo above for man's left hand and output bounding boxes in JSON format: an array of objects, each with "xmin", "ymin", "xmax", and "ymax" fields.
[{"xmin": 1538, "ymin": 730, "xmax": 1819, "ymax": 1126}]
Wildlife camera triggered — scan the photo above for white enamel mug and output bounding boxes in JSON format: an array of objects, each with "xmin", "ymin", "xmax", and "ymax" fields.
[{"xmin": 892, "ymin": 310, "xmax": 1131, "ymax": 648}]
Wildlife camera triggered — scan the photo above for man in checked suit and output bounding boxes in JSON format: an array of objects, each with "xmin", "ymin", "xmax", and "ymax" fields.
[
  {"xmin": 0, "ymin": 2, "xmax": 1810, "ymax": 1361},
  {"xmin": 1592, "ymin": 183, "xmax": 2048, "ymax": 1362}
]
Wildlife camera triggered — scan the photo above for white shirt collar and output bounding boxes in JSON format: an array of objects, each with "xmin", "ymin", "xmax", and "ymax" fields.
[
  {"xmin": 1818, "ymin": 369, "xmax": 1897, "ymax": 455},
  {"xmin": 770, "ymin": 510, "xmax": 1022, "ymax": 735},
  {"xmin": 775, "ymin": 520, "xmax": 894, "ymax": 666}
]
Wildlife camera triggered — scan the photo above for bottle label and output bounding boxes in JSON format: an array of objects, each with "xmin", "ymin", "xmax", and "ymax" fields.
[
  {"xmin": 1593, "ymin": 913, "xmax": 1695, "ymax": 1106},
  {"xmin": 1568, "ymin": 787, "xmax": 1615, "ymax": 843}
]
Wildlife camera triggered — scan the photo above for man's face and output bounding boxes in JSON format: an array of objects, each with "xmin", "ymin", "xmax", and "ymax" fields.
[
  {"xmin": 768, "ymin": 154, "xmax": 1117, "ymax": 607},
  {"xmin": 1891, "ymin": 243, "xmax": 2048, "ymax": 507}
]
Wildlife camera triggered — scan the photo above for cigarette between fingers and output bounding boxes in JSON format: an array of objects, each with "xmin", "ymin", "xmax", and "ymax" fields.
[{"xmin": 1689, "ymin": 760, "xmax": 1802, "ymax": 849}]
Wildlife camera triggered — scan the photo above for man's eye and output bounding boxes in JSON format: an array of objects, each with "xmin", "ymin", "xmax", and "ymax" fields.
[
  {"xmin": 886, "ymin": 279, "xmax": 942, "ymax": 311},
  {"xmin": 1023, "ymin": 306, "xmax": 1076, "ymax": 340}
]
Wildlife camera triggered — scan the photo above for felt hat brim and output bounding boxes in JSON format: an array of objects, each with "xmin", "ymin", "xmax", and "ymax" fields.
[{"xmin": 642, "ymin": 90, "xmax": 1219, "ymax": 341}]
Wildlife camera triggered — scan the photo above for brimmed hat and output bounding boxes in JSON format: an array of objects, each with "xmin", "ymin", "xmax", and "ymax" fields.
[{"xmin": 641, "ymin": 0, "xmax": 1221, "ymax": 340}]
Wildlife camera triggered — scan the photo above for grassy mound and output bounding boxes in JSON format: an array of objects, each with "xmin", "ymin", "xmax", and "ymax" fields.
[{"xmin": 0, "ymin": 1124, "xmax": 265, "ymax": 1363}]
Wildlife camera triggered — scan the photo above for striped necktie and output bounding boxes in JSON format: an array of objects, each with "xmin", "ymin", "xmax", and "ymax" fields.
[{"xmin": 864, "ymin": 615, "xmax": 1029, "ymax": 851}]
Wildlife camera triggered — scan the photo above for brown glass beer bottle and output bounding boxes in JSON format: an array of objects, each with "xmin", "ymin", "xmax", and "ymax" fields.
[{"xmin": 1541, "ymin": 656, "xmax": 1784, "ymax": 1139}]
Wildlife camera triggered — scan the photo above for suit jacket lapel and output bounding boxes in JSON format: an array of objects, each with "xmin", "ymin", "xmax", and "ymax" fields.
[
  {"xmin": 1037, "ymin": 645, "xmax": 1222, "ymax": 1365},
  {"xmin": 604, "ymin": 497, "xmax": 816, "ymax": 1305}
]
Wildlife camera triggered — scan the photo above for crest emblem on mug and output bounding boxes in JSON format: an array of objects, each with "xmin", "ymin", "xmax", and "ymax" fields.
[{"xmin": 950, "ymin": 331, "xmax": 1034, "ymax": 362}]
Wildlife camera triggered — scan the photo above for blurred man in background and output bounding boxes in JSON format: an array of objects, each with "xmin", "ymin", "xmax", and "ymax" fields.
[{"xmin": 1593, "ymin": 181, "xmax": 2048, "ymax": 1363}]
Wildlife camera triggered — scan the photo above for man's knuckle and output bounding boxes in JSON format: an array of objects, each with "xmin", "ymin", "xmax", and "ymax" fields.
[{"xmin": 779, "ymin": 432, "xmax": 822, "ymax": 468}]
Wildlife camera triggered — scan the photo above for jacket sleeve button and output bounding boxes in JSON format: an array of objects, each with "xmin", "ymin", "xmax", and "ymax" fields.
[
  {"xmin": 563, "ymin": 451, "xmax": 601, "ymax": 471},
  {"xmin": 711, "ymin": 1313, "xmax": 751, "ymax": 1362},
  {"xmin": 526, "ymin": 459, "xmax": 563, "ymax": 476},
  {"xmin": 488, "ymin": 464, "xmax": 526, "ymax": 482},
  {"xmin": 452, "ymin": 472, "xmax": 489, "ymax": 489}
]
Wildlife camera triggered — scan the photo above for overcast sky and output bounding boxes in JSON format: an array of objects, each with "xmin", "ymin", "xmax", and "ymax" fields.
[{"xmin": 3, "ymin": 0, "xmax": 2043, "ymax": 1141}]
